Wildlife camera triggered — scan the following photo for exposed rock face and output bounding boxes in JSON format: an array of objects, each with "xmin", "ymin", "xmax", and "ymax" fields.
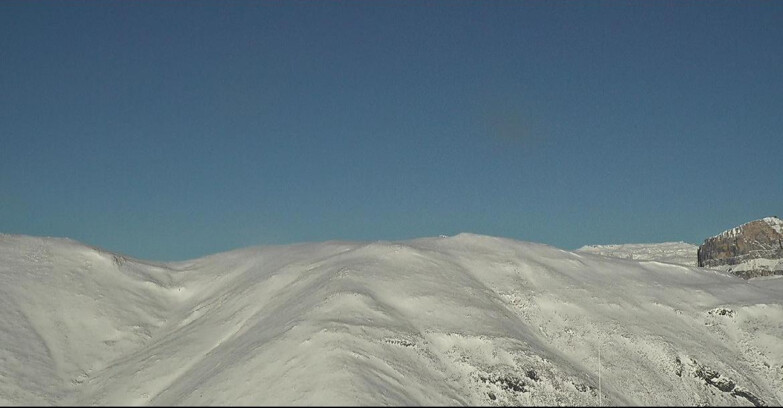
[{"xmin": 698, "ymin": 216, "xmax": 783, "ymax": 279}]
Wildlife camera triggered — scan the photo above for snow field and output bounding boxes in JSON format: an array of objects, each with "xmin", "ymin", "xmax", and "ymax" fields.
[{"xmin": 0, "ymin": 232, "xmax": 781, "ymax": 405}]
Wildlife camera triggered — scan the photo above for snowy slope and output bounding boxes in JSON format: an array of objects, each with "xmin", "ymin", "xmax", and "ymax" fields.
[
  {"xmin": 1, "ymin": 233, "xmax": 782, "ymax": 406},
  {"xmin": 576, "ymin": 242, "xmax": 699, "ymax": 267}
]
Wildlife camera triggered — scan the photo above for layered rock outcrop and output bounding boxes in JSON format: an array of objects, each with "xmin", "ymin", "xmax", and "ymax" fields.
[{"xmin": 697, "ymin": 216, "xmax": 783, "ymax": 279}]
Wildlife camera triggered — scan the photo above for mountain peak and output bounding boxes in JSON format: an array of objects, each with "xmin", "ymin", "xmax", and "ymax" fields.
[{"xmin": 699, "ymin": 217, "xmax": 783, "ymax": 279}]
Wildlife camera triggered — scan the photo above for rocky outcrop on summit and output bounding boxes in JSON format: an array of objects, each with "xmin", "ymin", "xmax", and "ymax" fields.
[{"xmin": 697, "ymin": 216, "xmax": 783, "ymax": 279}]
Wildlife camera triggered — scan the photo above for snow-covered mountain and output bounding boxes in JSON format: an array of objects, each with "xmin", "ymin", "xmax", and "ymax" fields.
[
  {"xmin": 575, "ymin": 242, "xmax": 699, "ymax": 267},
  {"xmin": 1, "ymin": 233, "xmax": 782, "ymax": 406},
  {"xmin": 698, "ymin": 216, "xmax": 783, "ymax": 279}
]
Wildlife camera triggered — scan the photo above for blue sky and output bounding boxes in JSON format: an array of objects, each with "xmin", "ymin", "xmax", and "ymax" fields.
[{"xmin": 1, "ymin": 1, "xmax": 781, "ymax": 261}]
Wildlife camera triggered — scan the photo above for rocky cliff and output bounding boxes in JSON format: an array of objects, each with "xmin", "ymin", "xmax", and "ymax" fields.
[{"xmin": 697, "ymin": 216, "xmax": 783, "ymax": 279}]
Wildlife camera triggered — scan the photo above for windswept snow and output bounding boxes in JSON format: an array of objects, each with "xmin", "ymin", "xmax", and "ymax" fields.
[
  {"xmin": 1, "ymin": 233, "xmax": 782, "ymax": 406},
  {"xmin": 575, "ymin": 242, "xmax": 699, "ymax": 267}
]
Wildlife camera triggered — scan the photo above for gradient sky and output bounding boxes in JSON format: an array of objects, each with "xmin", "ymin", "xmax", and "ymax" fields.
[{"xmin": 2, "ymin": 1, "xmax": 782, "ymax": 261}]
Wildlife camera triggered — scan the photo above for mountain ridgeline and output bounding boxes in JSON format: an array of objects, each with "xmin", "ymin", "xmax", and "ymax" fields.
[{"xmin": 0, "ymin": 232, "xmax": 782, "ymax": 406}]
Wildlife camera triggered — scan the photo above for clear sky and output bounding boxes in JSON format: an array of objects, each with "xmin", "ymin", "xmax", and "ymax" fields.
[{"xmin": 1, "ymin": 1, "xmax": 781, "ymax": 261}]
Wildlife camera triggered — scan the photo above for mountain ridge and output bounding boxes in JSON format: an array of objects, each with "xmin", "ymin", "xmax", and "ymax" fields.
[
  {"xmin": 1, "ymin": 232, "xmax": 782, "ymax": 406},
  {"xmin": 576, "ymin": 241, "xmax": 698, "ymax": 267}
]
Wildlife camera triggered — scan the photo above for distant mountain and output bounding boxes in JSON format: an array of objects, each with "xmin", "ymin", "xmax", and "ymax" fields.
[
  {"xmin": 576, "ymin": 242, "xmax": 698, "ymax": 267},
  {"xmin": 1, "ymin": 233, "xmax": 782, "ymax": 406},
  {"xmin": 698, "ymin": 216, "xmax": 783, "ymax": 279}
]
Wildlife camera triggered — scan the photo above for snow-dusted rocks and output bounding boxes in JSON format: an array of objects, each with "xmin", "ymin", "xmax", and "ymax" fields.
[
  {"xmin": 697, "ymin": 216, "xmax": 783, "ymax": 279},
  {"xmin": 1, "ymin": 232, "xmax": 782, "ymax": 406}
]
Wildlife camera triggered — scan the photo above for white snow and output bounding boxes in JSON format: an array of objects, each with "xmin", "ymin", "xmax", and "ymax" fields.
[
  {"xmin": 575, "ymin": 242, "xmax": 699, "ymax": 266},
  {"xmin": 1, "ymin": 232, "xmax": 782, "ymax": 406},
  {"xmin": 716, "ymin": 257, "xmax": 783, "ymax": 275},
  {"xmin": 717, "ymin": 226, "xmax": 744, "ymax": 239},
  {"xmin": 763, "ymin": 216, "xmax": 783, "ymax": 235}
]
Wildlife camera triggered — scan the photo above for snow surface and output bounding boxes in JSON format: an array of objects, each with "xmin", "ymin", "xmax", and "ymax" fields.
[
  {"xmin": 575, "ymin": 242, "xmax": 699, "ymax": 267},
  {"xmin": 763, "ymin": 217, "xmax": 783, "ymax": 235},
  {"xmin": 721, "ymin": 257, "xmax": 783, "ymax": 275},
  {"xmin": 1, "ymin": 233, "xmax": 782, "ymax": 406}
]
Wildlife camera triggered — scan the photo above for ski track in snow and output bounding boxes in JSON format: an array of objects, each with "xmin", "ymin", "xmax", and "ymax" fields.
[{"xmin": 0, "ymin": 233, "xmax": 782, "ymax": 406}]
